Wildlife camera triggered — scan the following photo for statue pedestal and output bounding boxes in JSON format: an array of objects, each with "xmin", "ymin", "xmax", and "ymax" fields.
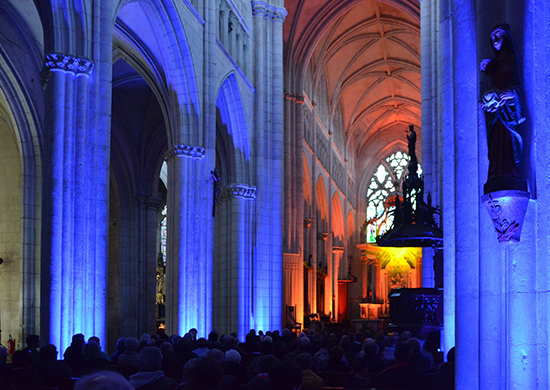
[{"xmin": 482, "ymin": 189, "xmax": 530, "ymax": 245}]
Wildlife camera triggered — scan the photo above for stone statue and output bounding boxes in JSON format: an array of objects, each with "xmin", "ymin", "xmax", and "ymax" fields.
[{"xmin": 479, "ymin": 24, "xmax": 525, "ymax": 189}]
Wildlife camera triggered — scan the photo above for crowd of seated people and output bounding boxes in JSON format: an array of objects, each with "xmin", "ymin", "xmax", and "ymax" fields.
[{"xmin": 0, "ymin": 328, "xmax": 455, "ymax": 390}]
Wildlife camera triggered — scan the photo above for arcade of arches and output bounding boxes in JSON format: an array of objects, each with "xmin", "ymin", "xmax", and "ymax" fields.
[{"xmin": 0, "ymin": 1, "xmax": 549, "ymax": 389}]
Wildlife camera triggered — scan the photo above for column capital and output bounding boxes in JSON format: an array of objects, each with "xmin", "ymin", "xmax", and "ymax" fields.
[
  {"xmin": 251, "ymin": 1, "xmax": 287, "ymax": 22},
  {"xmin": 165, "ymin": 144, "xmax": 206, "ymax": 161},
  {"xmin": 45, "ymin": 53, "xmax": 94, "ymax": 75},
  {"xmin": 216, "ymin": 184, "xmax": 257, "ymax": 203}
]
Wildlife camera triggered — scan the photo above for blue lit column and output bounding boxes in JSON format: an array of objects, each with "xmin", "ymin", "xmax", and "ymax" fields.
[
  {"xmin": 251, "ymin": 1, "xmax": 287, "ymax": 331},
  {"xmin": 213, "ymin": 185, "xmax": 256, "ymax": 340},
  {"xmin": 42, "ymin": 53, "xmax": 107, "ymax": 353},
  {"xmin": 164, "ymin": 145, "xmax": 212, "ymax": 337}
]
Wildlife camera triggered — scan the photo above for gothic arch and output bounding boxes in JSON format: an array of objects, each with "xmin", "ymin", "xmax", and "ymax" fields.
[
  {"xmin": 114, "ymin": 0, "xmax": 201, "ymax": 146},
  {"xmin": 215, "ymin": 72, "xmax": 251, "ymax": 185},
  {"xmin": 0, "ymin": 2, "xmax": 44, "ymax": 341}
]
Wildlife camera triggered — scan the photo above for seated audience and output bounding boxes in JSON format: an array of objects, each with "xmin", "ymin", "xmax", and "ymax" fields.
[
  {"xmin": 118, "ymin": 337, "xmax": 140, "ymax": 378},
  {"xmin": 111, "ymin": 338, "xmax": 127, "ymax": 364}
]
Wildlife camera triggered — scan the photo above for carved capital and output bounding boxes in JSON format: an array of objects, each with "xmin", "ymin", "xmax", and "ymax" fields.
[
  {"xmin": 216, "ymin": 184, "xmax": 257, "ymax": 203},
  {"xmin": 45, "ymin": 53, "xmax": 94, "ymax": 75},
  {"xmin": 165, "ymin": 144, "xmax": 205, "ymax": 160},
  {"xmin": 251, "ymin": 1, "xmax": 287, "ymax": 22},
  {"xmin": 304, "ymin": 218, "xmax": 312, "ymax": 228}
]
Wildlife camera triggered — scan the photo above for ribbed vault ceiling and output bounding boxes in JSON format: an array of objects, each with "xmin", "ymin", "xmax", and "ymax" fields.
[{"xmin": 284, "ymin": 0, "xmax": 421, "ymax": 168}]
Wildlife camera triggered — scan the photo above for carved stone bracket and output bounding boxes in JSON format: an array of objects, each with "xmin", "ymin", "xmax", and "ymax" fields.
[
  {"xmin": 304, "ymin": 218, "xmax": 312, "ymax": 228},
  {"xmin": 45, "ymin": 53, "xmax": 94, "ymax": 75},
  {"xmin": 165, "ymin": 144, "xmax": 206, "ymax": 161},
  {"xmin": 216, "ymin": 184, "xmax": 257, "ymax": 203},
  {"xmin": 251, "ymin": 1, "xmax": 287, "ymax": 22},
  {"xmin": 332, "ymin": 246, "xmax": 344, "ymax": 253},
  {"xmin": 482, "ymin": 190, "xmax": 530, "ymax": 245}
]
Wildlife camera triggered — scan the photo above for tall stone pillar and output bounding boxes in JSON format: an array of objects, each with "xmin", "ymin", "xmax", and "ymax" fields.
[
  {"xmin": 41, "ymin": 53, "xmax": 109, "ymax": 353},
  {"xmin": 251, "ymin": 1, "xmax": 287, "ymax": 331},
  {"xmin": 164, "ymin": 145, "xmax": 212, "ymax": 337},
  {"xmin": 332, "ymin": 247, "xmax": 343, "ymax": 321},
  {"xmin": 213, "ymin": 184, "xmax": 256, "ymax": 340},
  {"xmin": 136, "ymin": 196, "xmax": 161, "ymax": 336}
]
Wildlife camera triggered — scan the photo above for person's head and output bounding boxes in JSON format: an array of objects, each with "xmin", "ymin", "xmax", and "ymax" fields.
[
  {"xmin": 39, "ymin": 344, "xmax": 58, "ymax": 361},
  {"xmin": 115, "ymin": 338, "xmax": 127, "ymax": 353},
  {"xmin": 12, "ymin": 350, "xmax": 33, "ymax": 368},
  {"xmin": 340, "ymin": 335, "xmax": 351, "ymax": 348},
  {"xmin": 208, "ymin": 330, "xmax": 218, "ymax": 343},
  {"xmin": 159, "ymin": 342, "xmax": 174, "ymax": 357},
  {"xmin": 257, "ymin": 354, "xmax": 277, "ymax": 374},
  {"xmin": 363, "ymin": 340, "xmax": 379, "ymax": 358},
  {"xmin": 25, "ymin": 334, "xmax": 40, "ymax": 349},
  {"xmin": 394, "ymin": 341, "xmax": 412, "ymax": 363},
  {"xmin": 207, "ymin": 348, "xmax": 224, "ymax": 366},
  {"xmin": 407, "ymin": 338, "xmax": 422, "ymax": 354},
  {"xmin": 138, "ymin": 334, "xmax": 151, "ymax": 344},
  {"xmin": 269, "ymin": 362, "xmax": 302, "ymax": 390},
  {"xmin": 401, "ymin": 331, "xmax": 412, "ymax": 341},
  {"xmin": 260, "ymin": 339, "xmax": 273, "ymax": 355},
  {"xmin": 294, "ymin": 353, "xmax": 313, "ymax": 371},
  {"xmin": 196, "ymin": 338, "xmax": 208, "ymax": 349},
  {"xmin": 74, "ymin": 371, "xmax": 133, "ymax": 390},
  {"xmin": 82, "ymin": 341, "xmax": 101, "ymax": 361},
  {"xmin": 224, "ymin": 349, "xmax": 241, "ymax": 364},
  {"xmin": 72, "ymin": 334, "xmax": 85, "ymax": 345},
  {"xmin": 88, "ymin": 336, "xmax": 101, "ymax": 346},
  {"xmin": 297, "ymin": 336, "xmax": 311, "ymax": 352},
  {"xmin": 138, "ymin": 347, "xmax": 162, "ymax": 372},
  {"xmin": 125, "ymin": 337, "xmax": 138, "ymax": 352}
]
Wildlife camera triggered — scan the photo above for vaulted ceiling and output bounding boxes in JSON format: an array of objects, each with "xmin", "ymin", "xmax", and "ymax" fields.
[{"xmin": 284, "ymin": 0, "xmax": 421, "ymax": 172}]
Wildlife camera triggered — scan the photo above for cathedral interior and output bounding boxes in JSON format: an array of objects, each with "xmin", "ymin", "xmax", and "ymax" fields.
[{"xmin": 0, "ymin": 0, "xmax": 549, "ymax": 388}]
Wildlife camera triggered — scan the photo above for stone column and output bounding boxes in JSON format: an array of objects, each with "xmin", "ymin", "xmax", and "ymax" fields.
[
  {"xmin": 213, "ymin": 184, "xmax": 256, "ymax": 340},
  {"xmin": 251, "ymin": 1, "xmax": 287, "ymax": 331},
  {"xmin": 164, "ymin": 145, "xmax": 212, "ymax": 337},
  {"xmin": 332, "ymin": 247, "xmax": 343, "ymax": 321},
  {"xmin": 136, "ymin": 196, "xmax": 161, "ymax": 336},
  {"xmin": 41, "ymin": 53, "xmax": 109, "ymax": 353}
]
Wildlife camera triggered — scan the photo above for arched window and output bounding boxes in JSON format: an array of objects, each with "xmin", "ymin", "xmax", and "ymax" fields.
[{"xmin": 365, "ymin": 152, "xmax": 422, "ymax": 243}]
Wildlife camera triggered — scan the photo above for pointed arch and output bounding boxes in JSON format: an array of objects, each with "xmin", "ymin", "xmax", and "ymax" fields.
[{"xmin": 216, "ymin": 72, "xmax": 251, "ymax": 184}]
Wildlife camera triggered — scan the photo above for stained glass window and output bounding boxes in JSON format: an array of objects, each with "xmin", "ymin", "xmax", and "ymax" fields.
[{"xmin": 365, "ymin": 152, "xmax": 421, "ymax": 243}]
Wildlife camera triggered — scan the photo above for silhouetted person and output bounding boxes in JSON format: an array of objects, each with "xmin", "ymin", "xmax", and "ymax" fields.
[
  {"xmin": 342, "ymin": 357, "xmax": 372, "ymax": 388},
  {"xmin": 64, "ymin": 333, "xmax": 86, "ymax": 376},
  {"xmin": 111, "ymin": 338, "xmax": 127, "ymax": 364},
  {"xmin": 434, "ymin": 347, "xmax": 455, "ymax": 390},
  {"xmin": 34, "ymin": 344, "xmax": 76, "ymax": 388},
  {"xmin": 378, "ymin": 341, "xmax": 428, "ymax": 390},
  {"xmin": 129, "ymin": 346, "xmax": 177, "ymax": 390}
]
